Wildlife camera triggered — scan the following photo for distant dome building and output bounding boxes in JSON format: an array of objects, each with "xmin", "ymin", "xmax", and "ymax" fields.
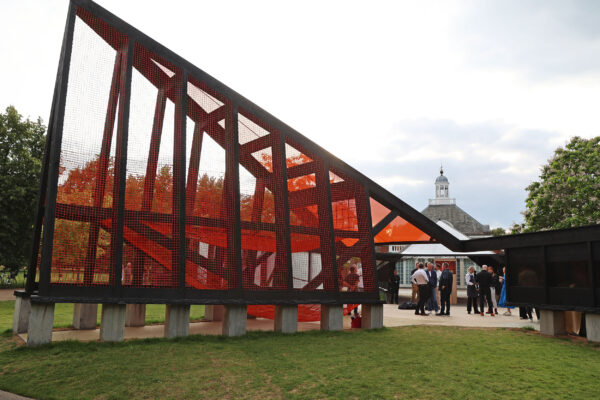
[
  {"xmin": 422, "ymin": 167, "xmax": 490, "ymax": 238},
  {"xmin": 389, "ymin": 167, "xmax": 494, "ymax": 289}
]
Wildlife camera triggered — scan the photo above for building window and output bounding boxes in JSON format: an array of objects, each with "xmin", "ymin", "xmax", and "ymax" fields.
[{"xmin": 390, "ymin": 245, "xmax": 403, "ymax": 253}]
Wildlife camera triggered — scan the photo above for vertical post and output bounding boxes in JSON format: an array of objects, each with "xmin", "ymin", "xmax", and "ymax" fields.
[
  {"xmin": 541, "ymin": 246, "xmax": 548, "ymax": 305},
  {"xmin": 222, "ymin": 304, "xmax": 247, "ymax": 336},
  {"xmin": 38, "ymin": 2, "xmax": 77, "ymax": 295},
  {"xmin": 132, "ymin": 88, "xmax": 167, "ymax": 287},
  {"xmin": 224, "ymin": 104, "xmax": 241, "ymax": 289},
  {"xmin": 100, "ymin": 304, "xmax": 127, "ymax": 342},
  {"xmin": 165, "ymin": 304, "xmax": 190, "ymax": 338},
  {"xmin": 27, "ymin": 302, "xmax": 55, "ymax": 347},
  {"xmin": 588, "ymin": 242, "xmax": 597, "ymax": 306},
  {"xmin": 320, "ymin": 304, "xmax": 343, "ymax": 331},
  {"xmin": 316, "ymin": 160, "xmax": 337, "ymax": 292},
  {"xmin": 111, "ymin": 39, "xmax": 134, "ymax": 295},
  {"xmin": 364, "ymin": 189, "xmax": 379, "ymax": 293},
  {"xmin": 271, "ymin": 131, "xmax": 292, "ymax": 289},
  {"xmin": 84, "ymin": 50, "xmax": 123, "ymax": 285},
  {"xmin": 274, "ymin": 305, "xmax": 298, "ymax": 333},
  {"xmin": 175, "ymin": 72, "xmax": 187, "ymax": 291}
]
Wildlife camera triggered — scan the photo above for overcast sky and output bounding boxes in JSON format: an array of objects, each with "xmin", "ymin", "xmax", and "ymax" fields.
[{"xmin": 2, "ymin": 0, "xmax": 600, "ymax": 229}]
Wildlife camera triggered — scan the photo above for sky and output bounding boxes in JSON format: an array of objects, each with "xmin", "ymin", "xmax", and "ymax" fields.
[{"xmin": 2, "ymin": 0, "xmax": 600, "ymax": 229}]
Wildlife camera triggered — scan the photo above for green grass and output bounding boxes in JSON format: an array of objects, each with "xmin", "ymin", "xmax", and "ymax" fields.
[
  {"xmin": 0, "ymin": 301, "xmax": 204, "ymax": 331},
  {"xmin": 0, "ymin": 325, "xmax": 599, "ymax": 399}
]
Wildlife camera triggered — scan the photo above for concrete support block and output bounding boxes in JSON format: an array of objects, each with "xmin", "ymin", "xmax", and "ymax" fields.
[
  {"xmin": 362, "ymin": 304, "xmax": 384, "ymax": 329},
  {"xmin": 204, "ymin": 305, "xmax": 224, "ymax": 321},
  {"xmin": 222, "ymin": 305, "xmax": 247, "ymax": 337},
  {"xmin": 585, "ymin": 313, "xmax": 600, "ymax": 343},
  {"xmin": 164, "ymin": 304, "xmax": 190, "ymax": 338},
  {"xmin": 73, "ymin": 303, "xmax": 98, "ymax": 330},
  {"xmin": 274, "ymin": 305, "xmax": 298, "ymax": 334},
  {"xmin": 27, "ymin": 302, "xmax": 55, "ymax": 347},
  {"xmin": 100, "ymin": 304, "xmax": 126, "ymax": 342},
  {"xmin": 125, "ymin": 304, "xmax": 146, "ymax": 327},
  {"xmin": 540, "ymin": 309, "xmax": 566, "ymax": 336},
  {"xmin": 320, "ymin": 305, "xmax": 343, "ymax": 331},
  {"xmin": 12, "ymin": 295, "xmax": 31, "ymax": 334}
]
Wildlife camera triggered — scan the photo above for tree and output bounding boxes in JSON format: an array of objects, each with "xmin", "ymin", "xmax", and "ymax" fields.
[
  {"xmin": 522, "ymin": 136, "xmax": 600, "ymax": 232},
  {"xmin": 0, "ymin": 106, "xmax": 46, "ymax": 271},
  {"xmin": 490, "ymin": 227, "xmax": 506, "ymax": 236}
]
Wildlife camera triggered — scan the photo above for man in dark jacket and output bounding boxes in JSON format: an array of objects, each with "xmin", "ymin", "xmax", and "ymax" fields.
[
  {"xmin": 437, "ymin": 262, "xmax": 453, "ymax": 316},
  {"xmin": 425, "ymin": 263, "xmax": 439, "ymax": 312},
  {"xmin": 475, "ymin": 265, "xmax": 494, "ymax": 316},
  {"xmin": 388, "ymin": 269, "xmax": 400, "ymax": 304}
]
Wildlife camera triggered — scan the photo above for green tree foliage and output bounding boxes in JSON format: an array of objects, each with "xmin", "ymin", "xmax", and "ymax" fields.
[
  {"xmin": 490, "ymin": 227, "xmax": 506, "ymax": 236},
  {"xmin": 523, "ymin": 136, "xmax": 600, "ymax": 231},
  {"xmin": 0, "ymin": 106, "xmax": 46, "ymax": 271}
]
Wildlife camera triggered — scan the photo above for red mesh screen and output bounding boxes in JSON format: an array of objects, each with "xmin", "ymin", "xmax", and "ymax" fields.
[
  {"xmin": 51, "ymin": 10, "xmax": 126, "ymax": 286},
  {"xmin": 43, "ymin": 3, "xmax": 385, "ymax": 314},
  {"xmin": 238, "ymin": 109, "xmax": 288, "ymax": 290},
  {"xmin": 121, "ymin": 43, "xmax": 182, "ymax": 288},
  {"xmin": 183, "ymin": 76, "xmax": 232, "ymax": 290},
  {"xmin": 370, "ymin": 198, "xmax": 431, "ymax": 243},
  {"xmin": 286, "ymin": 139, "xmax": 336, "ymax": 291},
  {"xmin": 330, "ymin": 168, "xmax": 376, "ymax": 292}
]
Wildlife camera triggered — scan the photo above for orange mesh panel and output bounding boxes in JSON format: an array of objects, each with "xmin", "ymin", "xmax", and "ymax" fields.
[{"xmin": 370, "ymin": 198, "xmax": 431, "ymax": 243}]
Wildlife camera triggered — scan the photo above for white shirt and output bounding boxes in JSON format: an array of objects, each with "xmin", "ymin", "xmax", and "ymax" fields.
[
  {"xmin": 411, "ymin": 269, "xmax": 429, "ymax": 285},
  {"xmin": 465, "ymin": 272, "xmax": 475, "ymax": 286},
  {"xmin": 436, "ymin": 270, "xmax": 442, "ymax": 286}
]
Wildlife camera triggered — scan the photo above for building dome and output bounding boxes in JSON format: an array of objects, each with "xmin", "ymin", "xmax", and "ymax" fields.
[
  {"xmin": 435, "ymin": 174, "xmax": 448, "ymax": 184},
  {"xmin": 435, "ymin": 166, "xmax": 448, "ymax": 183}
]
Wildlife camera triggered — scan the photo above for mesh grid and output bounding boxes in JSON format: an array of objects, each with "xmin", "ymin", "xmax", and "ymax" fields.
[
  {"xmin": 51, "ymin": 10, "xmax": 125, "ymax": 286},
  {"xmin": 184, "ymin": 76, "xmax": 231, "ymax": 290},
  {"xmin": 370, "ymin": 197, "xmax": 431, "ymax": 243},
  {"xmin": 286, "ymin": 140, "xmax": 336, "ymax": 291},
  {"xmin": 331, "ymin": 168, "xmax": 376, "ymax": 293},
  {"xmin": 121, "ymin": 43, "xmax": 182, "ymax": 288},
  {"xmin": 42, "ymin": 4, "xmax": 382, "ymax": 309},
  {"xmin": 238, "ymin": 109, "xmax": 288, "ymax": 290}
]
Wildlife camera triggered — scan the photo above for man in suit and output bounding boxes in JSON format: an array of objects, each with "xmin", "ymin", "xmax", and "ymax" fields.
[
  {"xmin": 437, "ymin": 262, "xmax": 453, "ymax": 316},
  {"xmin": 388, "ymin": 269, "xmax": 400, "ymax": 304},
  {"xmin": 426, "ymin": 263, "xmax": 439, "ymax": 313},
  {"xmin": 475, "ymin": 265, "xmax": 494, "ymax": 316}
]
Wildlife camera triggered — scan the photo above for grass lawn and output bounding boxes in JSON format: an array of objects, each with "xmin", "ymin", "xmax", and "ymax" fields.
[
  {"xmin": 0, "ymin": 325, "xmax": 599, "ymax": 399},
  {"xmin": 0, "ymin": 301, "xmax": 204, "ymax": 331}
]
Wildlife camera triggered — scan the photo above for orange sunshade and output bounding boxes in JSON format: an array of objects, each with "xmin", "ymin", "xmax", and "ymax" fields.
[{"xmin": 370, "ymin": 198, "xmax": 431, "ymax": 243}]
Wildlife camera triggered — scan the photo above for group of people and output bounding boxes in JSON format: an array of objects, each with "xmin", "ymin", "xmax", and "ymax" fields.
[
  {"xmin": 403, "ymin": 262, "xmax": 453, "ymax": 316},
  {"xmin": 389, "ymin": 262, "xmax": 527, "ymax": 318},
  {"xmin": 465, "ymin": 264, "xmax": 502, "ymax": 316}
]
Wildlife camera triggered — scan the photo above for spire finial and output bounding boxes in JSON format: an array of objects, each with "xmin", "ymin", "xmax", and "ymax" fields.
[{"xmin": 440, "ymin": 164, "xmax": 443, "ymax": 175}]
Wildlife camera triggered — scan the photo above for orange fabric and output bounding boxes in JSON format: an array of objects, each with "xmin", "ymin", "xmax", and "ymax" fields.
[{"xmin": 247, "ymin": 304, "xmax": 358, "ymax": 322}]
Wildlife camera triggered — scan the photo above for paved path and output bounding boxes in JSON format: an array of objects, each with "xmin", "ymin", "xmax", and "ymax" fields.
[
  {"xmin": 382, "ymin": 304, "xmax": 539, "ymax": 330},
  {"xmin": 0, "ymin": 390, "xmax": 34, "ymax": 400},
  {"xmin": 0, "ymin": 289, "xmax": 19, "ymax": 301}
]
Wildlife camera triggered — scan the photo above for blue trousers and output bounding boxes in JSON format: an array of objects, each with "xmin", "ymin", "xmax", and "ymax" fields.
[{"xmin": 427, "ymin": 286, "xmax": 439, "ymax": 311}]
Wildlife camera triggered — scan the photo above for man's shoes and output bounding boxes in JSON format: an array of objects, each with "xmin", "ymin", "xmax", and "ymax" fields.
[
  {"xmin": 480, "ymin": 312, "xmax": 484, "ymax": 316},
  {"xmin": 444, "ymin": 313, "xmax": 450, "ymax": 316},
  {"xmin": 490, "ymin": 313, "xmax": 495, "ymax": 316},
  {"xmin": 414, "ymin": 311, "xmax": 420, "ymax": 315},
  {"xmin": 467, "ymin": 311, "xmax": 471, "ymax": 314},
  {"xmin": 486, "ymin": 311, "xmax": 492, "ymax": 314},
  {"xmin": 495, "ymin": 308, "xmax": 498, "ymax": 314}
]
